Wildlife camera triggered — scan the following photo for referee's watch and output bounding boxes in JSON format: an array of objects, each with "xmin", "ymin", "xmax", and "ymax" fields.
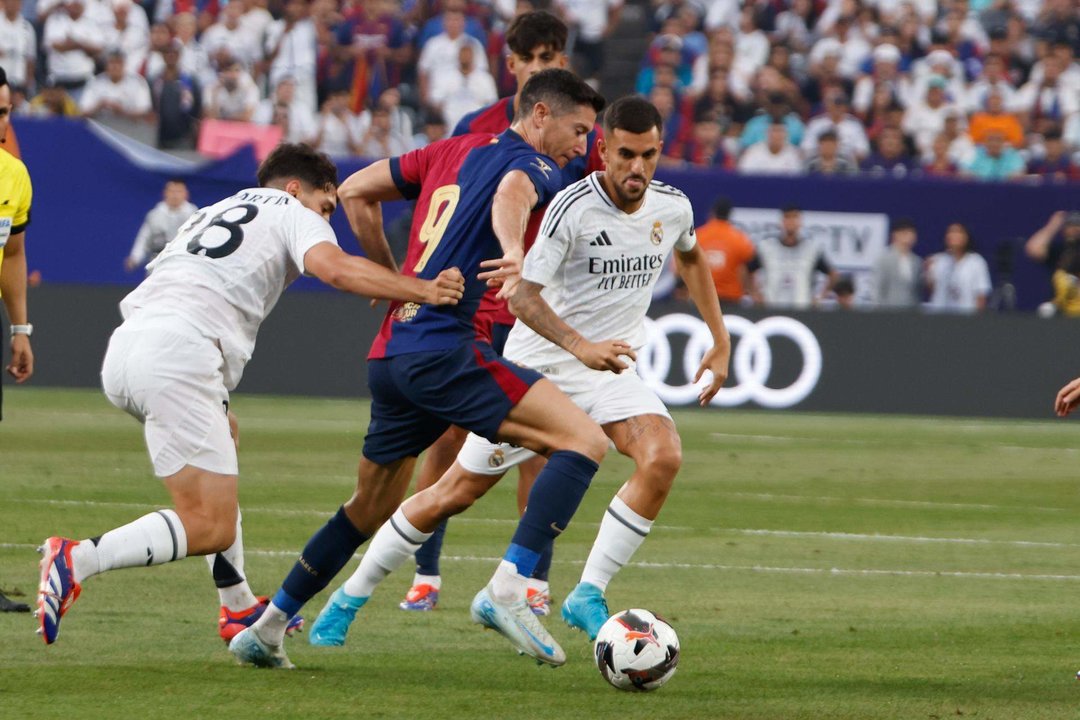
[{"xmin": 10, "ymin": 324, "xmax": 33, "ymax": 337}]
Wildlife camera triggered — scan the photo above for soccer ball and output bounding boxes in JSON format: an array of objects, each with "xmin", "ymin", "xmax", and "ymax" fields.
[{"xmin": 593, "ymin": 609, "xmax": 680, "ymax": 692}]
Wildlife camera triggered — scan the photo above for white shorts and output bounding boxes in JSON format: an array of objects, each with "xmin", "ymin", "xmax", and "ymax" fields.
[
  {"xmin": 100, "ymin": 317, "xmax": 237, "ymax": 478},
  {"xmin": 457, "ymin": 365, "xmax": 671, "ymax": 476}
]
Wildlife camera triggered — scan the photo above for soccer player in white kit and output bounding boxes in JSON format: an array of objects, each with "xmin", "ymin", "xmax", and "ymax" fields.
[
  {"xmin": 309, "ymin": 95, "xmax": 730, "ymax": 648},
  {"xmin": 34, "ymin": 144, "xmax": 466, "ymax": 646}
]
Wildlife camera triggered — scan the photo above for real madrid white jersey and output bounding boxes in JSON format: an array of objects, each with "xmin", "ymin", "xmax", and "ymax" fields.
[
  {"xmin": 118, "ymin": 188, "xmax": 338, "ymax": 389},
  {"xmin": 505, "ymin": 172, "xmax": 697, "ymax": 370}
]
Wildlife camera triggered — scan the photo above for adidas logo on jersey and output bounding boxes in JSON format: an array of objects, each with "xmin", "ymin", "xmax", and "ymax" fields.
[{"xmin": 590, "ymin": 230, "xmax": 613, "ymax": 247}]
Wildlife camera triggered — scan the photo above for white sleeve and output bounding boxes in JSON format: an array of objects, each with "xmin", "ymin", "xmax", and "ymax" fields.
[
  {"xmin": 77, "ymin": 79, "xmax": 100, "ymax": 112},
  {"xmin": 288, "ymin": 207, "xmax": 339, "ymax": 275},
  {"xmin": 974, "ymin": 256, "xmax": 992, "ymax": 295},
  {"xmin": 675, "ymin": 202, "xmax": 697, "ymax": 252},
  {"xmin": 130, "ymin": 76, "xmax": 152, "ymax": 113},
  {"xmin": 522, "ymin": 195, "xmax": 579, "ymax": 286}
]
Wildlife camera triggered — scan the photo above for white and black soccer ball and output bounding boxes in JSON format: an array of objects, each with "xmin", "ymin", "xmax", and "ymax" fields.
[{"xmin": 593, "ymin": 609, "xmax": 680, "ymax": 692}]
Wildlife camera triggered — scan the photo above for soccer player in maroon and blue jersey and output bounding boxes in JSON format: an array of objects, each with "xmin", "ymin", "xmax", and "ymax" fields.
[
  {"xmin": 398, "ymin": 10, "xmax": 606, "ymax": 617},
  {"xmin": 232, "ymin": 70, "xmax": 619, "ymax": 668}
]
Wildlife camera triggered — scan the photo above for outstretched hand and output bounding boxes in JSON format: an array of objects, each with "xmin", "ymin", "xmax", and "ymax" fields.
[
  {"xmin": 478, "ymin": 251, "xmax": 523, "ymax": 300},
  {"xmin": 1055, "ymin": 376, "xmax": 1080, "ymax": 417}
]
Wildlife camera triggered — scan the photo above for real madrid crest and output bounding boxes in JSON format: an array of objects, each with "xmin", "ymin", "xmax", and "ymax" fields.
[
  {"xmin": 488, "ymin": 448, "xmax": 505, "ymax": 468},
  {"xmin": 651, "ymin": 221, "xmax": 663, "ymax": 246}
]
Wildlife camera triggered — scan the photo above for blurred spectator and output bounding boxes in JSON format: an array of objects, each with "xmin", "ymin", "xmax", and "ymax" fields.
[
  {"xmin": 802, "ymin": 88, "xmax": 869, "ymax": 161},
  {"xmin": 252, "ymin": 76, "xmax": 316, "ymax": 144},
  {"xmin": 25, "ymin": 80, "xmax": 79, "ymax": 116},
  {"xmin": 853, "ymin": 44, "xmax": 908, "ymax": 120},
  {"xmin": 903, "ymin": 75, "xmax": 961, "ymax": 157},
  {"xmin": 263, "ymin": 0, "xmax": 318, "ymax": 113},
  {"xmin": 871, "ymin": 217, "xmax": 921, "ymax": 309},
  {"xmin": 685, "ymin": 66, "xmax": 746, "ymax": 138},
  {"xmin": 738, "ymin": 120, "xmax": 803, "ymax": 175},
  {"xmin": 429, "ymin": 42, "xmax": 497, "ymax": 131},
  {"xmin": 169, "ymin": 11, "xmax": 213, "ymax": 89},
  {"xmin": 417, "ymin": 8, "xmax": 488, "ymax": 109},
  {"xmin": 804, "ymin": 129, "xmax": 858, "ymax": 175},
  {"xmin": 43, "ymin": 0, "xmax": 104, "ymax": 99},
  {"xmin": 150, "ymin": 39, "xmax": 201, "ymax": 149},
  {"xmin": 772, "ymin": 0, "xmax": 813, "ymax": 55},
  {"xmin": 355, "ymin": 100, "xmax": 411, "ymax": 158},
  {"xmin": 924, "ymin": 222, "xmax": 991, "ymax": 314},
  {"xmin": 964, "ymin": 129, "xmax": 1025, "ymax": 181},
  {"xmin": 1027, "ymin": 128, "xmax": 1079, "ymax": 182},
  {"xmin": 964, "ymin": 53, "xmax": 1019, "ymax": 114},
  {"xmin": 636, "ymin": 33, "xmax": 691, "ymax": 96},
  {"xmin": 739, "ymin": 91, "xmax": 804, "ymax": 151},
  {"xmin": 124, "ymin": 178, "xmax": 196, "ymax": 272},
  {"xmin": 747, "ymin": 204, "xmax": 838, "ymax": 309},
  {"xmin": 861, "ymin": 125, "xmax": 916, "ymax": 178},
  {"xmin": 694, "ymin": 195, "xmax": 755, "ymax": 305},
  {"xmin": 312, "ymin": 88, "xmax": 362, "ymax": 157},
  {"xmin": 922, "ymin": 132, "xmax": 961, "ymax": 177},
  {"xmin": 667, "ymin": 106, "xmax": 728, "ymax": 168},
  {"xmin": 201, "ymin": 0, "xmax": 258, "ymax": 70},
  {"xmin": 411, "ymin": 107, "xmax": 446, "ymax": 149},
  {"xmin": 650, "ymin": 83, "xmax": 682, "ymax": 148},
  {"xmin": 732, "ymin": 5, "xmax": 768, "ymax": 84},
  {"xmin": 800, "ymin": 37, "xmax": 851, "ymax": 112},
  {"xmin": 813, "ymin": 14, "xmax": 871, "ymax": 80},
  {"xmin": 553, "ymin": 0, "xmax": 623, "ymax": 87},
  {"xmin": 203, "ymin": 56, "xmax": 259, "ymax": 122},
  {"xmin": 1025, "ymin": 211, "xmax": 1080, "ymax": 283},
  {"xmin": 416, "ymin": 0, "xmax": 487, "ymax": 48},
  {"xmin": 1, "ymin": 0, "xmax": 36, "ymax": 96},
  {"xmin": 111, "ymin": 0, "xmax": 150, "ymax": 77},
  {"xmin": 333, "ymin": 0, "xmax": 412, "ymax": 112},
  {"xmin": 1015, "ymin": 53, "xmax": 1080, "ymax": 136},
  {"xmin": 79, "ymin": 49, "xmax": 152, "ymax": 121},
  {"xmin": 238, "ymin": 0, "xmax": 273, "ymax": 52},
  {"xmin": 968, "ymin": 89, "xmax": 1024, "ymax": 147},
  {"xmin": 140, "ymin": 21, "xmax": 172, "ymax": 77},
  {"xmin": 831, "ymin": 275, "xmax": 856, "ymax": 309}
]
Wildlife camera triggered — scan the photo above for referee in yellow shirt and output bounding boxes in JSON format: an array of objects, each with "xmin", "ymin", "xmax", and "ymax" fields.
[{"xmin": 0, "ymin": 65, "xmax": 34, "ymax": 420}]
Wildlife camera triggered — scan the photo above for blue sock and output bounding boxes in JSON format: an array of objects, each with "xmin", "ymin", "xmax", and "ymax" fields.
[
  {"xmin": 414, "ymin": 518, "xmax": 447, "ymax": 576},
  {"xmin": 506, "ymin": 450, "xmax": 598, "ymax": 575},
  {"xmin": 532, "ymin": 542, "xmax": 554, "ymax": 582},
  {"xmin": 274, "ymin": 507, "xmax": 369, "ymax": 617}
]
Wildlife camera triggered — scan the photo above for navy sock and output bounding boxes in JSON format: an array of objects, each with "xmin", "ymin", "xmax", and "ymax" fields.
[
  {"xmin": 274, "ymin": 507, "xmax": 369, "ymax": 617},
  {"xmin": 532, "ymin": 542, "xmax": 554, "ymax": 582},
  {"xmin": 414, "ymin": 518, "xmax": 448, "ymax": 576},
  {"xmin": 507, "ymin": 450, "xmax": 598, "ymax": 575},
  {"xmin": 211, "ymin": 553, "xmax": 244, "ymax": 589}
]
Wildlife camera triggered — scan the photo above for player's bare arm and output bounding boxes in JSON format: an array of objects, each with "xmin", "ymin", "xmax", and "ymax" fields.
[
  {"xmin": 479, "ymin": 170, "xmax": 537, "ymax": 300},
  {"xmin": 508, "ymin": 278, "xmax": 635, "ymax": 373},
  {"xmin": 675, "ymin": 244, "xmax": 729, "ymax": 405},
  {"xmin": 1055, "ymin": 376, "xmax": 1080, "ymax": 417},
  {"xmin": 304, "ymin": 243, "xmax": 464, "ymax": 306},
  {"xmin": 337, "ymin": 160, "xmax": 402, "ymax": 272},
  {"xmin": 1, "ymin": 230, "xmax": 33, "ymax": 382}
]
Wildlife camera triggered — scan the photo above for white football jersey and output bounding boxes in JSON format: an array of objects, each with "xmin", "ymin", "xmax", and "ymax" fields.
[
  {"xmin": 119, "ymin": 187, "xmax": 338, "ymax": 389},
  {"xmin": 505, "ymin": 172, "xmax": 696, "ymax": 370}
]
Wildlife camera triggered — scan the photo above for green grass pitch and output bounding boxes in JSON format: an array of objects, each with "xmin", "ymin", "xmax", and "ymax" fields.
[{"xmin": 2, "ymin": 387, "xmax": 1079, "ymax": 719}]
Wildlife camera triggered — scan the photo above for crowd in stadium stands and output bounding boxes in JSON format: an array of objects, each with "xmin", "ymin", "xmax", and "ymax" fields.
[{"xmin": 0, "ymin": 0, "xmax": 1077, "ymax": 182}]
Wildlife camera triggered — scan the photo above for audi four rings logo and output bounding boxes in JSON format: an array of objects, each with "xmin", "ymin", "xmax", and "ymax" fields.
[{"xmin": 637, "ymin": 314, "xmax": 823, "ymax": 409}]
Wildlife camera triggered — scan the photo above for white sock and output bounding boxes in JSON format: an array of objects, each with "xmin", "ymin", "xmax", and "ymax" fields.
[
  {"xmin": 205, "ymin": 510, "xmax": 260, "ymax": 612},
  {"xmin": 71, "ymin": 509, "xmax": 188, "ymax": 584},
  {"xmin": 580, "ymin": 496, "xmax": 653, "ymax": 592},
  {"xmin": 253, "ymin": 602, "xmax": 291, "ymax": 645},
  {"xmin": 413, "ymin": 573, "xmax": 441, "ymax": 590},
  {"xmin": 342, "ymin": 507, "xmax": 431, "ymax": 599},
  {"xmin": 489, "ymin": 560, "xmax": 527, "ymax": 605}
]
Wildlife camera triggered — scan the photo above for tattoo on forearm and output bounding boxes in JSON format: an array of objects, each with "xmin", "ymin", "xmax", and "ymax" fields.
[{"xmin": 513, "ymin": 289, "xmax": 581, "ymax": 353}]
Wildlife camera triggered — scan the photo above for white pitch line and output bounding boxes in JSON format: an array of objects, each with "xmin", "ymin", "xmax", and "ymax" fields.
[
  {"xmin": 2, "ymin": 543, "xmax": 1077, "ymax": 582},
  {"xmin": 728, "ymin": 528, "xmax": 1080, "ymax": 549},
  {"xmin": 721, "ymin": 491, "xmax": 1067, "ymax": 513}
]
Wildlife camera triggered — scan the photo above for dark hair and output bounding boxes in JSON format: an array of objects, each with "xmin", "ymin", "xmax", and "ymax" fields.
[
  {"xmin": 712, "ymin": 196, "xmax": 733, "ymax": 220},
  {"xmin": 165, "ymin": 177, "xmax": 187, "ymax": 186},
  {"xmin": 891, "ymin": 217, "xmax": 916, "ymax": 233},
  {"xmin": 602, "ymin": 95, "xmax": 663, "ymax": 136},
  {"xmin": 781, "ymin": 203, "xmax": 801, "ymax": 214},
  {"xmin": 515, "ymin": 68, "xmax": 605, "ymax": 122},
  {"xmin": 506, "ymin": 10, "xmax": 568, "ymax": 55},
  {"xmin": 946, "ymin": 221, "xmax": 973, "ymax": 254},
  {"xmin": 257, "ymin": 143, "xmax": 338, "ymax": 190},
  {"xmin": 0, "ymin": 65, "xmax": 7, "ymax": 90},
  {"xmin": 819, "ymin": 129, "xmax": 839, "ymax": 142},
  {"xmin": 833, "ymin": 275, "xmax": 855, "ymax": 296}
]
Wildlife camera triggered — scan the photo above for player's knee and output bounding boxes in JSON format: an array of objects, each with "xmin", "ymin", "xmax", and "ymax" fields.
[
  {"xmin": 573, "ymin": 423, "xmax": 609, "ymax": 464},
  {"xmin": 438, "ymin": 475, "xmax": 485, "ymax": 516},
  {"xmin": 645, "ymin": 443, "xmax": 682, "ymax": 482}
]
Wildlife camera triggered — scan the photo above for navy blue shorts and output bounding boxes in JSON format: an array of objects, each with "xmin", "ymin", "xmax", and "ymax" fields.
[
  {"xmin": 490, "ymin": 321, "xmax": 513, "ymax": 356},
  {"xmin": 363, "ymin": 341, "xmax": 543, "ymax": 464}
]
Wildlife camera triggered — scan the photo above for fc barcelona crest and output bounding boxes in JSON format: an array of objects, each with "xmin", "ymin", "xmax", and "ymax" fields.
[{"xmin": 651, "ymin": 221, "xmax": 663, "ymax": 245}]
